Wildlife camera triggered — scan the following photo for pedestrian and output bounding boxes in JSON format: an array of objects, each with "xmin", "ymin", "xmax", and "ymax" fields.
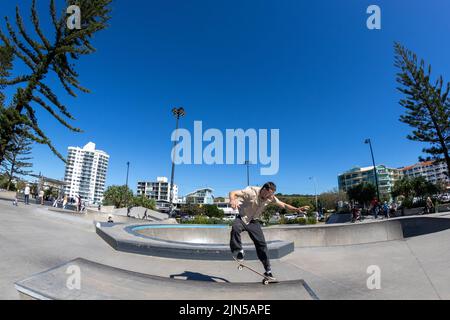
[
  {"xmin": 143, "ymin": 209, "xmax": 148, "ymax": 220},
  {"xmin": 24, "ymin": 184, "xmax": 30, "ymax": 205},
  {"xmin": 425, "ymin": 197, "xmax": 434, "ymax": 214},
  {"xmin": 62, "ymin": 195, "xmax": 68, "ymax": 209},
  {"xmin": 390, "ymin": 202, "xmax": 397, "ymax": 217},
  {"xmin": 52, "ymin": 196, "xmax": 59, "ymax": 208},
  {"xmin": 39, "ymin": 190, "xmax": 44, "ymax": 205},
  {"xmin": 13, "ymin": 193, "xmax": 18, "ymax": 206},
  {"xmin": 76, "ymin": 195, "xmax": 82, "ymax": 212},
  {"xmin": 351, "ymin": 205, "xmax": 360, "ymax": 223},
  {"xmin": 383, "ymin": 201, "xmax": 389, "ymax": 219}
]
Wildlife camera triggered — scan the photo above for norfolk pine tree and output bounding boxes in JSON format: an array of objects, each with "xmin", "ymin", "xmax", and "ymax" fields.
[
  {"xmin": 1, "ymin": 132, "xmax": 34, "ymax": 191},
  {"xmin": 0, "ymin": 0, "xmax": 112, "ymax": 166},
  {"xmin": 394, "ymin": 43, "xmax": 450, "ymax": 178}
]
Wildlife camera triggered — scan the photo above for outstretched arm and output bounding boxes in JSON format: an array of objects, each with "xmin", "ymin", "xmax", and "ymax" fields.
[{"xmin": 274, "ymin": 198, "xmax": 310, "ymax": 213}]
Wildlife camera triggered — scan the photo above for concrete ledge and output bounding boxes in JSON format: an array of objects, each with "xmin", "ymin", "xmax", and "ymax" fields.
[
  {"xmin": 96, "ymin": 223, "xmax": 294, "ymax": 260},
  {"xmin": 15, "ymin": 258, "xmax": 317, "ymax": 300}
]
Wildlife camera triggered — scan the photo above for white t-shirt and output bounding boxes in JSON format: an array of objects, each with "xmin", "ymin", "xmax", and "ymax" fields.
[{"xmin": 24, "ymin": 187, "xmax": 30, "ymax": 195}]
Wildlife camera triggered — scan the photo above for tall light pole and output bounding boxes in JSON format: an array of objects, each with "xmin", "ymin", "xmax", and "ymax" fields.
[
  {"xmin": 169, "ymin": 107, "xmax": 185, "ymax": 216},
  {"xmin": 309, "ymin": 176, "xmax": 318, "ymax": 211},
  {"xmin": 364, "ymin": 138, "xmax": 380, "ymax": 201},
  {"xmin": 125, "ymin": 161, "xmax": 130, "ymax": 188}
]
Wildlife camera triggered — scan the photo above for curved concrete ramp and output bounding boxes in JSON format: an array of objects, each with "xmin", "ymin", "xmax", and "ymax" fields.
[{"xmin": 15, "ymin": 258, "xmax": 317, "ymax": 300}]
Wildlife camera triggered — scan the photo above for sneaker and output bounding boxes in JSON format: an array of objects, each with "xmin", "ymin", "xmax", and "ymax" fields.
[
  {"xmin": 236, "ymin": 250, "xmax": 244, "ymax": 261},
  {"xmin": 264, "ymin": 271, "xmax": 277, "ymax": 281}
]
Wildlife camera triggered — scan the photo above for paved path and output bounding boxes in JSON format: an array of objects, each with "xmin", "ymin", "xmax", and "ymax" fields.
[{"xmin": 1, "ymin": 199, "xmax": 450, "ymax": 299}]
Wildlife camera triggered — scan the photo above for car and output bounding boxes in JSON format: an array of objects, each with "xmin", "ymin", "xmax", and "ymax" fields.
[
  {"xmin": 438, "ymin": 194, "xmax": 450, "ymax": 203},
  {"xmin": 180, "ymin": 215, "xmax": 194, "ymax": 222},
  {"xmin": 222, "ymin": 215, "xmax": 236, "ymax": 222}
]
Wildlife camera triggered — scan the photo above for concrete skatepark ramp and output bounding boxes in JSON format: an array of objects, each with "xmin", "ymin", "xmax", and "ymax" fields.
[
  {"xmin": 96, "ymin": 223, "xmax": 294, "ymax": 260},
  {"xmin": 15, "ymin": 258, "xmax": 317, "ymax": 300},
  {"xmin": 95, "ymin": 216, "xmax": 450, "ymax": 261}
]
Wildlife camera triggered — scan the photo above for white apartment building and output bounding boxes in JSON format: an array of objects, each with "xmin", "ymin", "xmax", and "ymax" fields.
[
  {"xmin": 64, "ymin": 142, "xmax": 109, "ymax": 204},
  {"xmin": 136, "ymin": 177, "xmax": 178, "ymax": 203},
  {"xmin": 401, "ymin": 161, "xmax": 449, "ymax": 186}
]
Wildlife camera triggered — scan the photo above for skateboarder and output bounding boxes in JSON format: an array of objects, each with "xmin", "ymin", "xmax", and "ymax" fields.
[{"xmin": 229, "ymin": 182, "xmax": 309, "ymax": 281}]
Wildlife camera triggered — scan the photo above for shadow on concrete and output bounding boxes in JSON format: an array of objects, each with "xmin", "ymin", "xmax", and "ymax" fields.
[
  {"xmin": 400, "ymin": 217, "xmax": 450, "ymax": 238},
  {"xmin": 170, "ymin": 271, "xmax": 230, "ymax": 283}
]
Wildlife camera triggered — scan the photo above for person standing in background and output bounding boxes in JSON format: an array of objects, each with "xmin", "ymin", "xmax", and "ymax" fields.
[
  {"xmin": 39, "ymin": 190, "xmax": 44, "ymax": 205},
  {"xmin": 24, "ymin": 185, "xmax": 30, "ymax": 205},
  {"xmin": 62, "ymin": 195, "xmax": 68, "ymax": 209}
]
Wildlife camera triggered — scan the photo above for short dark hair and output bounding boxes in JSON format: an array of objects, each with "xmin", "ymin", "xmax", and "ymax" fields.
[{"xmin": 262, "ymin": 182, "xmax": 276, "ymax": 192}]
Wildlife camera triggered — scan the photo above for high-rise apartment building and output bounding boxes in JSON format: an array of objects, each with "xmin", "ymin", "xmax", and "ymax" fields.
[{"xmin": 64, "ymin": 142, "xmax": 109, "ymax": 204}]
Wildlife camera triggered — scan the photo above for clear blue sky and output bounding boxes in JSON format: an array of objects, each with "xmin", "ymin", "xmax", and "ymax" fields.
[{"xmin": 2, "ymin": 0, "xmax": 450, "ymax": 196}]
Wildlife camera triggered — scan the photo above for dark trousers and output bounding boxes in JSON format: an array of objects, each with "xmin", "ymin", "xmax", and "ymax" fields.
[
  {"xmin": 230, "ymin": 217, "xmax": 271, "ymax": 271},
  {"xmin": 24, "ymin": 195, "xmax": 29, "ymax": 205}
]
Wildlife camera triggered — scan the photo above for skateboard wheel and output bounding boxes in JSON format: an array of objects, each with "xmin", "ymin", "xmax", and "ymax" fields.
[
  {"xmin": 238, "ymin": 265, "xmax": 243, "ymax": 271},
  {"xmin": 263, "ymin": 280, "xmax": 269, "ymax": 285}
]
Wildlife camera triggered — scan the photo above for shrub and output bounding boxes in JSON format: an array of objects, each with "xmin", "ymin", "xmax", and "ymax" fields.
[{"xmin": 307, "ymin": 216, "xmax": 317, "ymax": 225}]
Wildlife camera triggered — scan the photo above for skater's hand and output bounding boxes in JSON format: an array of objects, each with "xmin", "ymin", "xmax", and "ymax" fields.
[
  {"xmin": 230, "ymin": 198, "xmax": 240, "ymax": 210},
  {"xmin": 297, "ymin": 206, "xmax": 310, "ymax": 213}
]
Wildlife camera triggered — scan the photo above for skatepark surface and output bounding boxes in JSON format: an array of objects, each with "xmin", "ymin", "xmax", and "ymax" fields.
[
  {"xmin": 1, "ymin": 198, "xmax": 450, "ymax": 300},
  {"xmin": 15, "ymin": 258, "xmax": 315, "ymax": 300}
]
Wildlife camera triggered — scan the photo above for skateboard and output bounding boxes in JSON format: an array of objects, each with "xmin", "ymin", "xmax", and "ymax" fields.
[{"xmin": 233, "ymin": 257, "xmax": 278, "ymax": 285}]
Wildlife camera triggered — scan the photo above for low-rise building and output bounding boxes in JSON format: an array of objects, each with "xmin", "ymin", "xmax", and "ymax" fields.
[
  {"xmin": 338, "ymin": 165, "xmax": 403, "ymax": 199},
  {"xmin": 184, "ymin": 188, "xmax": 214, "ymax": 205},
  {"xmin": 136, "ymin": 177, "xmax": 178, "ymax": 203},
  {"xmin": 401, "ymin": 161, "xmax": 449, "ymax": 186}
]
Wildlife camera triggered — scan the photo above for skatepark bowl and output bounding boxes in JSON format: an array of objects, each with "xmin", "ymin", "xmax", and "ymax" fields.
[
  {"xmin": 95, "ymin": 215, "xmax": 450, "ymax": 261},
  {"xmin": 96, "ymin": 223, "xmax": 295, "ymax": 260}
]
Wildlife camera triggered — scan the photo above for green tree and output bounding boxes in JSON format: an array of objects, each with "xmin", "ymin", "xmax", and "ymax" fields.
[
  {"xmin": 180, "ymin": 204, "xmax": 206, "ymax": 216},
  {"xmin": 394, "ymin": 43, "xmax": 450, "ymax": 179},
  {"xmin": 392, "ymin": 177, "xmax": 413, "ymax": 199},
  {"xmin": 1, "ymin": 132, "xmax": 33, "ymax": 190},
  {"xmin": 318, "ymin": 188, "xmax": 348, "ymax": 210},
  {"xmin": 103, "ymin": 185, "xmax": 133, "ymax": 209},
  {"xmin": 132, "ymin": 195, "xmax": 156, "ymax": 210},
  {"xmin": 204, "ymin": 204, "xmax": 224, "ymax": 218},
  {"xmin": 0, "ymin": 45, "xmax": 13, "ymax": 106},
  {"xmin": 262, "ymin": 203, "xmax": 279, "ymax": 223},
  {"xmin": 392, "ymin": 176, "xmax": 440, "ymax": 207},
  {"xmin": 347, "ymin": 183, "xmax": 376, "ymax": 207},
  {"xmin": 0, "ymin": 0, "xmax": 112, "ymax": 166}
]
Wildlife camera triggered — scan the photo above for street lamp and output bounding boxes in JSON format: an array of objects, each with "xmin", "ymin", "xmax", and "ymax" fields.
[
  {"xmin": 364, "ymin": 138, "xmax": 380, "ymax": 201},
  {"xmin": 169, "ymin": 107, "xmax": 186, "ymax": 216},
  {"xmin": 309, "ymin": 176, "xmax": 318, "ymax": 211},
  {"xmin": 125, "ymin": 161, "xmax": 130, "ymax": 188}
]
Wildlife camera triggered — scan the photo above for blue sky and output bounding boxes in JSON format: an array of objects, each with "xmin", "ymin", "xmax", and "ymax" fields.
[{"xmin": 2, "ymin": 0, "xmax": 450, "ymax": 196}]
